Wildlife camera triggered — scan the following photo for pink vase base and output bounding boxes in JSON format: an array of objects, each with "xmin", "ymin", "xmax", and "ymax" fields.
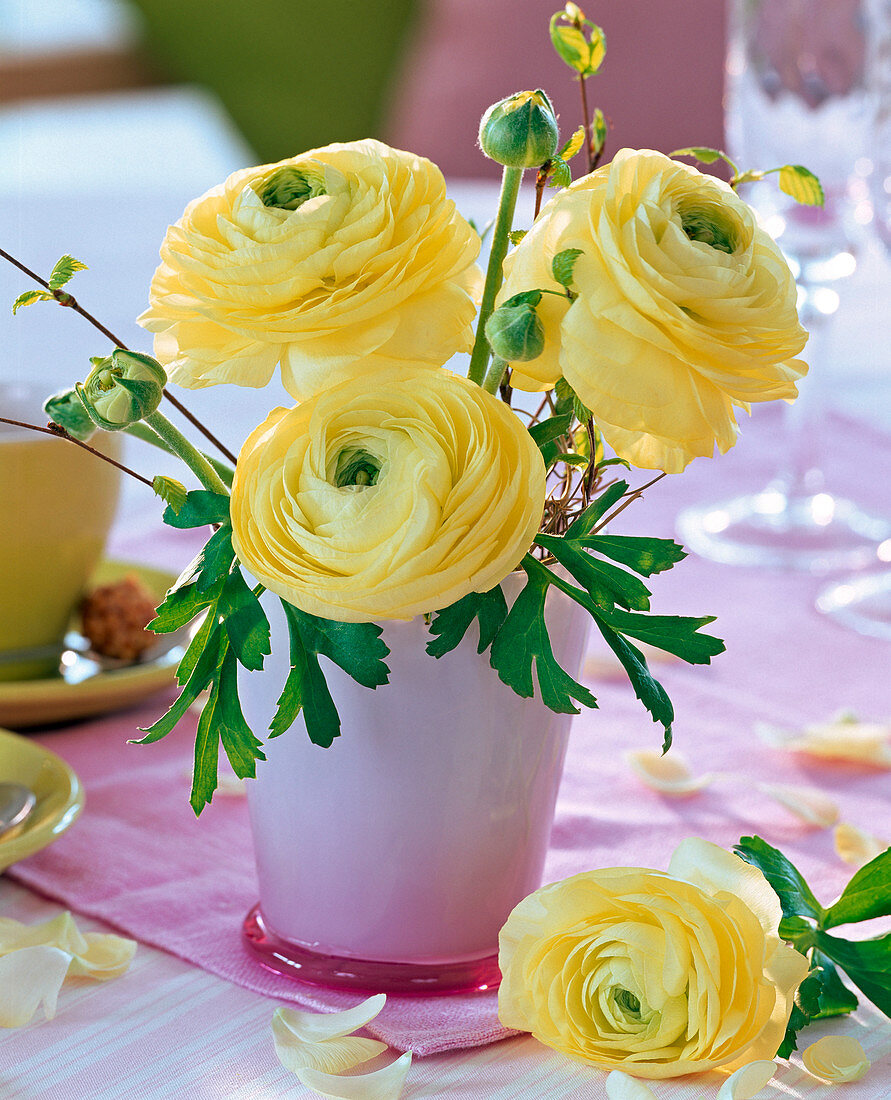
[{"xmin": 243, "ymin": 904, "xmax": 502, "ymax": 996}]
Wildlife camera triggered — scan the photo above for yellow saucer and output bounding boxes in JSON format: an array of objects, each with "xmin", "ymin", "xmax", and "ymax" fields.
[
  {"xmin": 0, "ymin": 728, "xmax": 84, "ymax": 872},
  {"xmin": 0, "ymin": 560, "xmax": 182, "ymax": 729}
]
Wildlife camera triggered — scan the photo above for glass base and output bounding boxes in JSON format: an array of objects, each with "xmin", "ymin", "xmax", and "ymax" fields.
[
  {"xmin": 676, "ymin": 489, "xmax": 891, "ymax": 573},
  {"xmin": 242, "ymin": 904, "xmax": 502, "ymax": 996},
  {"xmin": 816, "ymin": 572, "xmax": 891, "ymax": 641}
]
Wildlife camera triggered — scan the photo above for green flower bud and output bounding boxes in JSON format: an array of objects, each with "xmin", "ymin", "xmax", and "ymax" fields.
[
  {"xmin": 76, "ymin": 349, "xmax": 167, "ymax": 431},
  {"xmin": 254, "ymin": 166, "xmax": 326, "ymax": 211},
  {"xmin": 43, "ymin": 387, "xmax": 96, "ymax": 442},
  {"xmin": 485, "ymin": 299, "xmax": 545, "ymax": 362},
  {"xmin": 478, "ymin": 90, "xmax": 559, "ymax": 169}
]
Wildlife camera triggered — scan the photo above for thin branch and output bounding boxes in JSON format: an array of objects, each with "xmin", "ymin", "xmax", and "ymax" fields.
[
  {"xmin": 578, "ymin": 75, "xmax": 595, "ymax": 174},
  {"xmin": 592, "ymin": 471, "xmax": 667, "ymax": 533},
  {"xmin": 162, "ymin": 391, "xmax": 237, "ymax": 465},
  {"xmin": 0, "ymin": 417, "xmax": 154, "ymax": 487}
]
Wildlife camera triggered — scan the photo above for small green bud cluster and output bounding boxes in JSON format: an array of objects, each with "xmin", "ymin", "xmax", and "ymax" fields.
[
  {"xmin": 76, "ymin": 348, "xmax": 167, "ymax": 431},
  {"xmin": 478, "ymin": 90, "xmax": 559, "ymax": 169}
]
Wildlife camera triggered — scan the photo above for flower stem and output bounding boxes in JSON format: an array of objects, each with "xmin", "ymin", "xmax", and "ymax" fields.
[
  {"xmin": 0, "ymin": 416, "xmax": 154, "ymax": 487},
  {"xmin": 481, "ymin": 356, "xmax": 509, "ymax": 395},
  {"xmin": 467, "ymin": 165, "xmax": 524, "ymax": 386},
  {"xmin": 144, "ymin": 411, "xmax": 229, "ymax": 495},
  {"xmin": 124, "ymin": 422, "xmax": 234, "ymax": 487},
  {"xmin": 578, "ymin": 75, "xmax": 595, "ymax": 173}
]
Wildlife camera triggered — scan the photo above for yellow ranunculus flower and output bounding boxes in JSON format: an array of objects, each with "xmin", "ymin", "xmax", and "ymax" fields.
[
  {"xmin": 498, "ymin": 149, "xmax": 808, "ymax": 473},
  {"xmin": 497, "ymin": 838, "xmax": 809, "ymax": 1079},
  {"xmin": 139, "ymin": 140, "xmax": 483, "ymax": 401},
  {"xmin": 229, "ymin": 366, "xmax": 546, "ymax": 622}
]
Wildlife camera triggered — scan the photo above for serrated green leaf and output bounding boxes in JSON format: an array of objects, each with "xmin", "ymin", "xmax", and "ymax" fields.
[
  {"xmin": 560, "ymin": 125, "xmax": 586, "ymax": 161},
  {"xmin": 12, "ymin": 289, "xmax": 53, "ymax": 314},
  {"xmin": 552, "ymin": 247, "xmax": 583, "ymax": 288},
  {"xmin": 220, "ymin": 568, "xmax": 270, "ymax": 672},
  {"xmin": 528, "ymin": 413, "xmax": 572, "ymax": 451},
  {"xmin": 592, "ymin": 617, "xmax": 674, "ymax": 743},
  {"xmin": 133, "ymin": 626, "xmax": 225, "ymax": 744},
  {"xmin": 813, "ymin": 930, "xmax": 891, "ymax": 1016},
  {"xmin": 162, "ymin": 489, "xmax": 230, "ymax": 529},
  {"xmin": 190, "ymin": 649, "xmax": 227, "ymax": 815},
  {"xmin": 149, "ymin": 566, "xmax": 221, "ymax": 634},
  {"xmin": 564, "ymin": 481, "xmax": 629, "ymax": 539},
  {"xmin": 176, "ymin": 609, "xmax": 215, "ymax": 686},
  {"xmin": 554, "ymin": 452, "xmax": 589, "ymax": 467},
  {"xmin": 426, "ymin": 586, "xmax": 509, "ymax": 658},
  {"xmin": 778, "ymin": 965, "xmax": 824, "ymax": 1056},
  {"xmin": 489, "ymin": 557, "xmax": 597, "ymax": 714},
  {"xmin": 779, "ymin": 164, "xmax": 825, "ymax": 206},
  {"xmin": 734, "ymin": 836, "xmax": 825, "ymax": 921},
  {"xmin": 215, "ymin": 647, "xmax": 266, "ymax": 779},
  {"xmin": 47, "ymin": 254, "xmax": 88, "ymax": 291},
  {"xmin": 595, "ymin": 607, "xmax": 724, "ymax": 664},
  {"xmin": 196, "ymin": 524, "xmax": 235, "ymax": 594},
  {"xmin": 554, "ymin": 377, "xmax": 592, "ymax": 422},
  {"xmin": 582, "ymin": 534, "xmax": 686, "ymax": 577},
  {"xmin": 508, "ymin": 229, "xmax": 527, "ymax": 245},
  {"xmin": 536, "ymin": 533, "xmax": 653, "ymax": 611},
  {"xmin": 295, "ymin": 609, "xmax": 390, "ymax": 689},
  {"xmin": 823, "ymin": 846, "xmax": 891, "ymax": 928},
  {"xmin": 548, "ymin": 157, "xmax": 572, "ymax": 189},
  {"xmin": 152, "ymin": 475, "xmax": 188, "ymax": 515},
  {"xmin": 811, "ymin": 951, "xmax": 860, "ymax": 1018}
]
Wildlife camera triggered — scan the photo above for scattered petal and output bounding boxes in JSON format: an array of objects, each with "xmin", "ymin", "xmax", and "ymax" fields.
[
  {"xmin": 716, "ymin": 1060, "xmax": 777, "ymax": 1098},
  {"xmin": 68, "ymin": 933, "xmax": 137, "ymax": 981},
  {"xmin": 0, "ymin": 945, "xmax": 71, "ymax": 1027},
  {"xmin": 802, "ymin": 1035, "xmax": 870, "ymax": 1083},
  {"xmin": 0, "ymin": 911, "xmax": 135, "ymax": 981},
  {"xmin": 297, "ymin": 1050, "xmax": 412, "ymax": 1099},
  {"xmin": 624, "ymin": 749, "xmax": 715, "ymax": 796},
  {"xmin": 605, "ymin": 1070, "xmax": 658, "ymax": 1099},
  {"xmin": 833, "ymin": 823, "xmax": 889, "ymax": 868},
  {"xmin": 758, "ymin": 782, "xmax": 840, "ymax": 827},
  {"xmin": 755, "ymin": 718, "xmax": 891, "ymax": 768},
  {"xmin": 272, "ymin": 994, "xmax": 386, "ymax": 1043},
  {"xmin": 273, "ymin": 1025, "xmax": 386, "ymax": 1074}
]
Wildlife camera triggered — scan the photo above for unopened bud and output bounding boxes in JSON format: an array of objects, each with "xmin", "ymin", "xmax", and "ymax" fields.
[
  {"xmin": 478, "ymin": 90, "xmax": 559, "ymax": 169},
  {"xmin": 44, "ymin": 387, "xmax": 96, "ymax": 441},
  {"xmin": 485, "ymin": 298, "xmax": 545, "ymax": 362},
  {"xmin": 76, "ymin": 348, "xmax": 166, "ymax": 431}
]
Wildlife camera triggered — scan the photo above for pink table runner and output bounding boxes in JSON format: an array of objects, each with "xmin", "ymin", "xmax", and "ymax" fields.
[{"xmin": 8, "ymin": 408, "xmax": 891, "ymax": 1056}]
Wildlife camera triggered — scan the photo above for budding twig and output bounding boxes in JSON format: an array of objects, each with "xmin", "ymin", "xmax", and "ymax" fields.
[{"xmin": 0, "ymin": 417, "xmax": 154, "ymax": 488}]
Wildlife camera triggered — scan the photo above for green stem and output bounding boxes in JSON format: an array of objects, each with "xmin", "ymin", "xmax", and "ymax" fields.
[
  {"xmin": 124, "ymin": 422, "xmax": 235, "ymax": 487},
  {"xmin": 144, "ymin": 410, "xmax": 229, "ymax": 495},
  {"xmin": 482, "ymin": 356, "xmax": 509, "ymax": 395},
  {"xmin": 467, "ymin": 165, "xmax": 524, "ymax": 386}
]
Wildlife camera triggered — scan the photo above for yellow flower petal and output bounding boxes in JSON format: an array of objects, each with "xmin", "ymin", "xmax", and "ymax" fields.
[
  {"xmin": 296, "ymin": 1050, "xmax": 412, "ymax": 1099},
  {"xmin": 273, "ymin": 1028, "xmax": 386, "ymax": 1075},
  {"xmin": 67, "ymin": 933, "xmax": 136, "ymax": 981},
  {"xmin": 802, "ymin": 1035, "xmax": 870, "ymax": 1083},
  {"xmin": 0, "ymin": 945, "xmax": 71, "ymax": 1027},
  {"xmin": 758, "ymin": 783, "xmax": 839, "ymax": 828},
  {"xmin": 716, "ymin": 1060, "xmax": 777, "ymax": 1098},
  {"xmin": 755, "ymin": 717, "xmax": 891, "ymax": 767},
  {"xmin": 625, "ymin": 749, "xmax": 715, "ymax": 796},
  {"xmin": 604, "ymin": 1070, "xmax": 659, "ymax": 1098},
  {"xmin": 0, "ymin": 911, "xmax": 135, "ymax": 981},
  {"xmin": 272, "ymin": 994, "xmax": 386, "ymax": 1043},
  {"xmin": 833, "ymin": 823, "xmax": 889, "ymax": 868}
]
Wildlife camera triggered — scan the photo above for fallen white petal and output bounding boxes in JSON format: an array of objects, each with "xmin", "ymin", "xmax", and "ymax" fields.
[
  {"xmin": 272, "ymin": 994, "xmax": 386, "ymax": 1043},
  {"xmin": 273, "ymin": 1028, "xmax": 386, "ymax": 1075},
  {"xmin": 758, "ymin": 782, "xmax": 840, "ymax": 827},
  {"xmin": 296, "ymin": 1050, "xmax": 412, "ymax": 1099},
  {"xmin": 802, "ymin": 1035, "xmax": 870, "ymax": 1083},
  {"xmin": 624, "ymin": 749, "xmax": 714, "ymax": 796},
  {"xmin": 833, "ymin": 823, "xmax": 889, "ymax": 868},
  {"xmin": 716, "ymin": 1060, "xmax": 777, "ymax": 1098},
  {"xmin": 604, "ymin": 1071, "xmax": 658, "ymax": 1099},
  {"xmin": 0, "ymin": 911, "xmax": 135, "ymax": 981},
  {"xmin": 68, "ymin": 933, "xmax": 137, "ymax": 981},
  {"xmin": 0, "ymin": 945, "xmax": 71, "ymax": 1027},
  {"xmin": 756, "ymin": 718, "xmax": 891, "ymax": 767}
]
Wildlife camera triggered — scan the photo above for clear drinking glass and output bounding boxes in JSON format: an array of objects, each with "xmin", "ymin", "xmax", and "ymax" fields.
[{"xmin": 676, "ymin": 0, "xmax": 891, "ymax": 571}]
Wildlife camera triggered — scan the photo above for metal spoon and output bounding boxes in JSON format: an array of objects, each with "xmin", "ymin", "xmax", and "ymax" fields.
[{"xmin": 0, "ymin": 783, "xmax": 37, "ymax": 838}]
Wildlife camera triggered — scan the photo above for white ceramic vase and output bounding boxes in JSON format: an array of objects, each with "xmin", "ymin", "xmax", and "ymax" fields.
[{"xmin": 239, "ymin": 578, "xmax": 591, "ymax": 994}]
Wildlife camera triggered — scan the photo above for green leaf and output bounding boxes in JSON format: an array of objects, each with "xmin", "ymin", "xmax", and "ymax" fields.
[
  {"xmin": 733, "ymin": 836, "xmax": 825, "ymax": 921},
  {"xmin": 162, "ymin": 489, "xmax": 230, "ymax": 529},
  {"xmin": 502, "ymin": 289, "xmax": 543, "ymax": 309},
  {"xmin": 813, "ymin": 930, "xmax": 891, "ymax": 1016},
  {"xmin": 215, "ymin": 647, "xmax": 266, "ymax": 779},
  {"xmin": 554, "ymin": 377, "xmax": 592, "ymax": 423},
  {"xmin": 528, "ymin": 413, "xmax": 572, "ymax": 450},
  {"xmin": 294, "ymin": 609, "xmax": 390, "ymax": 689},
  {"xmin": 133, "ymin": 626, "xmax": 225, "ymax": 744},
  {"xmin": 220, "ymin": 568, "xmax": 270, "ymax": 672},
  {"xmin": 591, "ymin": 108, "xmax": 607, "ymax": 155},
  {"xmin": 779, "ymin": 164, "xmax": 824, "ymax": 207},
  {"xmin": 176, "ymin": 608, "xmax": 215, "ymax": 686},
  {"xmin": 47, "ymin": 254, "xmax": 88, "ymax": 290},
  {"xmin": 811, "ymin": 951, "xmax": 860, "ymax": 1019},
  {"xmin": 426, "ymin": 587, "xmax": 508, "ymax": 658},
  {"xmin": 196, "ymin": 524, "xmax": 235, "ymax": 594},
  {"xmin": 583, "ymin": 534, "xmax": 687, "ymax": 577},
  {"xmin": 564, "ymin": 481, "xmax": 629, "ymax": 539},
  {"xmin": 594, "ymin": 607, "xmax": 724, "ymax": 664},
  {"xmin": 152, "ymin": 475, "xmax": 188, "ymax": 515},
  {"xmin": 554, "ymin": 452, "xmax": 589, "ymax": 467},
  {"xmin": 149, "ymin": 568, "xmax": 221, "ymax": 634},
  {"xmin": 671, "ymin": 145, "xmax": 725, "ymax": 164},
  {"xmin": 560, "ymin": 125, "xmax": 586, "ymax": 161},
  {"xmin": 536, "ymin": 532, "xmax": 653, "ymax": 611},
  {"xmin": 508, "ymin": 229, "xmax": 527, "ymax": 245},
  {"xmin": 548, "ymin": 157, "xmax": 572, "ymax": 189},
  {"xmin": 552, "ymin": 247, "xmax": 583, "ymax": 288},
  {"xmin": 549, "ymin": 14, "xmax": 606, "ymax": 75},
  {"xmin": 489, "ymin": 557, "xmax": 597, "ymax": 714},
  {"xmin": 592, "ymin": 617, "xmax": 673, "ymax": 747},
  {"xmin": 778, "ymin": 965, "xmax": 825, "ymax": 1057},
  {"xmin": 12, "ymin": 289, "xmax": 53, "ymax": 314},
  {"xmin": 823, "ymin": 847, "xmax": 891, "ymax": 928}
]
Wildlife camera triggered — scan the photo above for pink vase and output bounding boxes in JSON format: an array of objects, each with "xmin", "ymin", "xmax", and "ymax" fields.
[{"xmin": 239, "ymin": 579, "xmax": 591, "ymax": 995}]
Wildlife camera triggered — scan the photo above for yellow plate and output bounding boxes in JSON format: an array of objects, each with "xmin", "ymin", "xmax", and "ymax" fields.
[
  {"xmin": 0, "ymin": 727, "xmax": 84, "ymax": 872},
  {"xmin": 0, "ymin": 560, "xmax": 182, "ymax": 729}
]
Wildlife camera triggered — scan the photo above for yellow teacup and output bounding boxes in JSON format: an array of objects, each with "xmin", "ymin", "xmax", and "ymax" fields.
[{"xmin": 0, "ymin": 383, "xmax": 122, "ymax": 681}]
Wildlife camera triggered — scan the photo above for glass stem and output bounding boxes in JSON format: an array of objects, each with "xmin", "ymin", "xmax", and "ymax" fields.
[
  {"xmin": 467, "ymin": 165, "xmax": 524, "ymax": 386},
  {"xmin": 144, "ymin": 411, "xmax": 229, "ymax": 495}
]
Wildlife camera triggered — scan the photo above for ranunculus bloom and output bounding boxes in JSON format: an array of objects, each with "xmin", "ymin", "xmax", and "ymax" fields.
[
  {"xmin": 139, "ymin": 140, "xmax": 482, "ymax": 400},
  {"xmin": 230, "ymin": 366, "xmax": 546, "ymax": 622},
  {"xmin": 498, "ymin": 838, "xmax": 808, "ymax": 1079},
  {"xmin": 498, "ymin": 149, "xmax": 808, "ymax": 473}
]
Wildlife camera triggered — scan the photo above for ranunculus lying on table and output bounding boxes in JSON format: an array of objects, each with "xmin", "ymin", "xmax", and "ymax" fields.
[
  {"xmin": 497, "ymin": 838, "xmax": 809, "ymax": 1079},
  {"xmin": 498, "ymin": 148, "xmax": 808, "ymax": 473},
  {"xmin": 139, "ymin": 139, "xmax": 483, "ymax": 401}
]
